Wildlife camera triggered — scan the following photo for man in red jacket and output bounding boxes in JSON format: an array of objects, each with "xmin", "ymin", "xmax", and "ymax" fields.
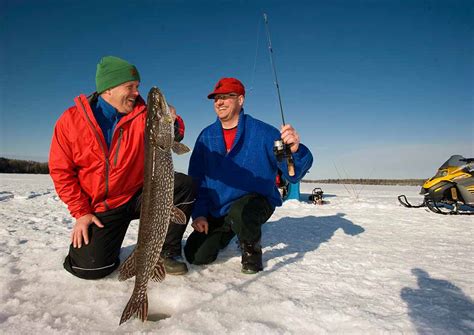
[{"xmin": 49, "ymin": 56, "xmax": 194, "ymax": 279}]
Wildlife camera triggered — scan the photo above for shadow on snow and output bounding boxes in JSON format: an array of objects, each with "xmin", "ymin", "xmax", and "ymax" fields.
[
  {"xmin": 216, "ymin": 212, "xmax": 364, "ymax": 274},
  {"xmin": 262, "ymin": 212, "xmax": 364, "ymax": 271},
  {"xmin": 401, "ymin": 268, "xmax": 474, "ymax": 334}
]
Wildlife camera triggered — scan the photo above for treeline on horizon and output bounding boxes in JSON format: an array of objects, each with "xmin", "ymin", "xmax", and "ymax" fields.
[
  {"xmin": 302, "ymin": 179, "xmax": 426, "ymax": 186},
  {"xmin": 0, "ymin": 157, "xmax": 426, "ymax": 185},
  {"xmin": 0, "ymin": 157, "xmax": 49, "ymax": 174}
]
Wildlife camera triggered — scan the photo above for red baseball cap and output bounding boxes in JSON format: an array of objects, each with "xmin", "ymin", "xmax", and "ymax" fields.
[{"xmin": 207, "ymin": 78, "xmax": 245, "ymax": 99}]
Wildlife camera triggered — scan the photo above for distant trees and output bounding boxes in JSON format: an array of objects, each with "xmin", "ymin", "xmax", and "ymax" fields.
[
  {"xmin": 0, "ymin": 157, "xmax": 49, "ymax": 174},
  {"xmin": 302, "ymin": 179, "xmax": 426, "ymax": 186},
  {"xmin": 0, "ymin": 157, "xmax": 427, "ymax": 184}
]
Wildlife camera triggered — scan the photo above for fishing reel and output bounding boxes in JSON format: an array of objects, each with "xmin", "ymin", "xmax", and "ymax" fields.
[
  {"xmin": 273, "ymin": 140, "xmax": 295, "ymax": 176},
  {"xmin": 273, "ymin": 139, "xmax": 290, "ymax": 162}
]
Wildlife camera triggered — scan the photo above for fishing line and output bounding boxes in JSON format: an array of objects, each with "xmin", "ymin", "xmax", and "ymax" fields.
[
  {"xmin": 355, "ymin": 166, "xmax": 376, "ymax": 198},
  {"xmin": 333, "ymin": 162, "xmax": 355, "ymax": 199},
  {"xmin": 247, "ymin": 15, "xmax": 263, "ymax": 96},
  {"xmin": 341, "ymin": 165, "xmax": 358, "ymax": 199}
]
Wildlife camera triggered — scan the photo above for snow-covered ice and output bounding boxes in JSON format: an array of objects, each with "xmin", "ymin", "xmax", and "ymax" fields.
[{"xmin": 1, "ymin": 174, "xmax": 473, "ymax": 334}]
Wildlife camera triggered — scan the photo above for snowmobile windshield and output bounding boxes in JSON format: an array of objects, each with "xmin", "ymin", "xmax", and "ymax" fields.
[
  {"xmin": 439, "ymin": 155, "xmax": 466, "ymax": 169},
  {"xmin": 432, "ymin": 155, "xmax": 470, "ymax": 178}
]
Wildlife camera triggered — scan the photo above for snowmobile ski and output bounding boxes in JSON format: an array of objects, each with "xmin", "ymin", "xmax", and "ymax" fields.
[{"xmin": 397, "ymin": 195, "xmax": 426, "ymax": 208}]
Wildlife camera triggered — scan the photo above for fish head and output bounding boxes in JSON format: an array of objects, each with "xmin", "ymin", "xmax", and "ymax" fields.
[{"xmin": 146, "ymin": 87, "xmax": 174, "ymax": 149}]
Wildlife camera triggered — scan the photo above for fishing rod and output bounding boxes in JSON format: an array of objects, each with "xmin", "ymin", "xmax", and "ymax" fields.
[{"xmin": 263, "ymin": 13, "xmax": 295, "ymax": 176}]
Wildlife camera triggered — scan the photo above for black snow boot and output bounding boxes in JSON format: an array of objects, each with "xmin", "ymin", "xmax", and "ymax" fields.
[
  {"xmin": 240, "ymin": 240, "xmax": 263, "ymax": 274},
  {"xmin": 162, "ymin": 255, "xmax": 188, "ymax": 275}
]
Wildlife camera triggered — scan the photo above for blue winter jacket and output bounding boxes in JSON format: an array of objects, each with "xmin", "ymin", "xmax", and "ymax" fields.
[{"xmin": 188, "ymin": 110, "xmax": 313, "ymax": 219}]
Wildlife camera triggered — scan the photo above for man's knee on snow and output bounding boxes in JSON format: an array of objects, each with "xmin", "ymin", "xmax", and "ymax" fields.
[
  {"xmin": 187, "ymin": 250, "xmax": 218, "ymax": 265},
  {"xmin": 184, "ymin": 234, "xmax": 219, "ymax": 265},
  {"xmin": 63, "ymin": 254, "xmax": 119, "ymax": 280}
]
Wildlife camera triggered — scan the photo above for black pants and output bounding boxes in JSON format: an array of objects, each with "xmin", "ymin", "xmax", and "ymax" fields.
[
  {"xmin": 63, "ymin": 172, "xmax": 195, "ymax": 280},
  {"xmin": 184, "ymin": 193, "xmax": 274, "ymax": 265}
]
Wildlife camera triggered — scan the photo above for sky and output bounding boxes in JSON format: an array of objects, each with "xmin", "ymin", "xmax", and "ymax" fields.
[
  {"xmin": 1, "ymin": 0, "xmax": 473, "ymax": 179},
  {"xmin": 1, "ymin": 174, "xmax": 473, "ymax": 333}
]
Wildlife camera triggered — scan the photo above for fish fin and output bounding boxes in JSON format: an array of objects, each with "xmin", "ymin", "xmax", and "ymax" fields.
[
  {"xmin": 151, "ymin": 258, "xmax": 166, "ymax": 282},
  {"xmin": 172, "ymin": 142, "xmax": 190, "ymax": 155},
  {"xmin": 118, "ymin": 249, "xmax": 136, "ymax": 281},
  {"xmin": 119, "ymin": 288, "xmax": 148, "ymax": 325},
  {"xmin": 170, "ymin": 206, "xmax": 187, "ymax": 225}
]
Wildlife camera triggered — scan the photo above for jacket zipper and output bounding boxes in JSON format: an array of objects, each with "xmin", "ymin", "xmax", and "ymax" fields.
[
  {"xmin": 78, "ymin": 98, "xmax": 110, "ymax": 210},
  {"xmin": 113, "ymin": 128, "xmax": 123, "ymax": 166},
  {"xmin": 79, "ymin": 96, "xmax": 145, "ymax": 210}
]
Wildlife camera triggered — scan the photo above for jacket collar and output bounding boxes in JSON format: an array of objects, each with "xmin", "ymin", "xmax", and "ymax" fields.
[
  {"xmin": 80, "ymin": 92, "xmax": 146, "ymax": 123},
  {"xmin": 88, "ymin": 92, "xmax": 146, "ymax": 114},
  {"xmin": 211, "ymin": 109, "xmax": 246, "ymax": 155}
]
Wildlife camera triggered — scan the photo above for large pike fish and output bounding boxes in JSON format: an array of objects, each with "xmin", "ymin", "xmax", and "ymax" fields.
[{"xmin": 118, "ymin": 87, "xmax": 190, "ymax": 325}]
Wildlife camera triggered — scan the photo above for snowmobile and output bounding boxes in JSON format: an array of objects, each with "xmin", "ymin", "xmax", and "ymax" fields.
[{"xmin": 398, "ymin": 155, "xmax": 474, "ymax": 215}]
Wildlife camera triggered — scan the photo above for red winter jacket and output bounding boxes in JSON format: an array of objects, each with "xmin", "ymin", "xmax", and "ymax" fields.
[{"xmin": 49, "ymin": 93, "xmax": 185, "ymax": 219}]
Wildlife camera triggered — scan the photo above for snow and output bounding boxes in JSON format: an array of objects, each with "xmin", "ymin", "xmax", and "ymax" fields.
[{"xmin": 1, "ymin": 173, "xmax": 473, "ymax": 334}]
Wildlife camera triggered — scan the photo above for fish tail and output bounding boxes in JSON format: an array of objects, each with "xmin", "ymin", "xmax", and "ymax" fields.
[
  {"xmin": 118, "ymin": 250, "xmax": 136, "ymax": 281},
  {"xmin": 119, "ymin": 288, "xmax": 148, "ymax": 325}
]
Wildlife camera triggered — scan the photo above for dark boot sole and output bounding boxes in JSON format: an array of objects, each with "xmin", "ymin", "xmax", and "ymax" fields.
[
  {"xmin": 166, "ymin": 270, "xmax": 188, "ymax": 276},
  {"xmin": 241, "ymin": 267, "xmax": 262, "ymax": 274}
]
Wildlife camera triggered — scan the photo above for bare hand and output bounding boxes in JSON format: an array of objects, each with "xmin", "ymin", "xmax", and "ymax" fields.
[
  {"xmin": 280, "ymin": 124, "xmax": 300, "ymax": 153},
  {"xmin": 71, "ymin": 214, "xmax": 104, "ymax": 248},
  {"xmin": 168, "ymin": 104, "xmax": 177, "ymax": 123},
  {"xmin": 191, "ymin": 216, "xmax": 208, "ymax": 234}
]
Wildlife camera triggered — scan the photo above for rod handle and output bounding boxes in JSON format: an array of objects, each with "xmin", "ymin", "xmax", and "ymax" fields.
[{"xmin": 287, "ymin": 156, "xmax": 295, "ymax": 176}]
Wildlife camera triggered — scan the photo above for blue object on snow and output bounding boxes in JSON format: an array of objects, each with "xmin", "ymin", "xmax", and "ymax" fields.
[{"xmin": 286, "ymin": 181, "xmax": 300, "ymax": 200}]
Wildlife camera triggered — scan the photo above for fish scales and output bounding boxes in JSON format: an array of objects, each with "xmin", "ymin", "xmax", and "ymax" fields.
[{"xmin": 118, "ymin": 87, "xmax": 189, "ymax": 325}]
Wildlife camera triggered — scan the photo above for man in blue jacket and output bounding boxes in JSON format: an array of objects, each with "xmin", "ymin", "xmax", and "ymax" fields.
[{"xmin": 184, "ymin": 78, "xmax": 313, "ymax": 274}]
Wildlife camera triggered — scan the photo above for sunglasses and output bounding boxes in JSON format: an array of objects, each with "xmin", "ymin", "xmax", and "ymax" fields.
[{"xmin": 214, "ymin": 93, "xmax": 239, "ymax": 101}]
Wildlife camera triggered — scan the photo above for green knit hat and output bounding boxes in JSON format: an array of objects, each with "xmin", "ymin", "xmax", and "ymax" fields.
[{"xmin": 95, "ymin": 56, "xmax": 141, "ymax": 94}]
